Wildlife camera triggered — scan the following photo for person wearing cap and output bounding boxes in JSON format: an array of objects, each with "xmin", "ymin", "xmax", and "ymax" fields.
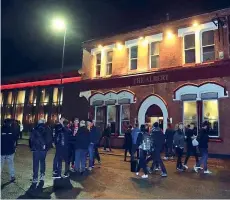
[
  {"xmin": 29, "ymin": 119, "xmax": 52, "ymax": 183},
  {"xmin": 194, "ymin": 121, "xmax": 212, "ymax": 174}
]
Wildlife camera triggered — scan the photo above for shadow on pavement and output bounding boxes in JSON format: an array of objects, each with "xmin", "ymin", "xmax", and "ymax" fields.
[{"xmin": 1, "ymin": 181, "xmax": 13, "ymax": 190}]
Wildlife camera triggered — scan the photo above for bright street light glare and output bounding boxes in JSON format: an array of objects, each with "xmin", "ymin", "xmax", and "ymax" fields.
[{"xmin": 52, "ymin": 19, "xmax": 66, "ymax": 30}]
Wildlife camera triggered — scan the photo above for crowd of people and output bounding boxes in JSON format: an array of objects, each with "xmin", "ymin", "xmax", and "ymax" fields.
[
  {"xmin": 1, "ymin": 116, "xmax": 212, "ymax": 184},
  {"xmin": 124, "ymin": 121, "xmax": 212, "ymax": 179}
]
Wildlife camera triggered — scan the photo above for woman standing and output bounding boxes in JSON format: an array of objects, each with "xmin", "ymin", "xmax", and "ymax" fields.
[
  {"xmin": 173, "ymin": 122, "xmax": 185, "ymax": 171},
  {"xmin": 124, "ymin": 125, "xmax": 132, "ymax": 161},
  {"xmin": 135, "ymin": 124, "xmax": 151, "ymax": 179}
]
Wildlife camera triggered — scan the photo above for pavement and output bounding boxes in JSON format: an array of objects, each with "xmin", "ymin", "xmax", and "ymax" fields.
[{"xmin": 1, "ymin": 145, "xmax": 230, "ymax": 199}]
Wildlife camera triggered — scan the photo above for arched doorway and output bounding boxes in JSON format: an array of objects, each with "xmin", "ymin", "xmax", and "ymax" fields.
[{"xmin": 138, "ymin": 95, "xmax": 168, "ymax": 132}]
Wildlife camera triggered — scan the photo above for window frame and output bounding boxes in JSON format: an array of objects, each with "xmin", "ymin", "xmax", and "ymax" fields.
[
  {"xmin": 201, "ymin": 29, "xmax": 215, "ymax": 62},
  {"xmin": 149, "ymin": 41, "xmax": 160, "ymax": 68},
  {"xmin": 183, "ymin": 33, "xmax": 196, "ymax": 64},
  {"xmin": 106, "ymin": 50, "xmax": 113, "ymax": 75},
  {"xmin": 95, "ymin": 52, "xmax": 102, "ymax": 77},
  {"xmin": 119, "ymin": 104, "xmax": 131, "ymax": 135},
  {"xmin": 202, "ymin": 99, "xmax": 220, "ymax": 138},
  {"xmin": 129, "ymin": 45, "xmax": 138, "ymax": 70}
]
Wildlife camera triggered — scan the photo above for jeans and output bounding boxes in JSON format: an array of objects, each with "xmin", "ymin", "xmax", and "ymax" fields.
[
  {"xmin": 131, "ymin": 144, "xmax": 139, "ymax": 160},
  {"xmin": 94, "ymin": 145, "xmax": 101, "ymax": 163},
  {"xmin": 146, "ymin": 154, "xmax": 160, "ymax": 169},
  {"xmin": 176, "ymin": 147, "xmax": 184, "ymax": 169},
  {"xmin": 103, "ymin": 137, "xmax": 111, "ymax": 151},
  {"xmin": 165, "ymin": 144, "xmax": 173, "ymax": 157},
  {"xmin": 68, "ymin": 144, "xmax": 75, "ymax": 166},
  {"xmin": 124, "ymin": 148, "xmax": 132, "ymax": 161},
  {"xmin": 75, "ymin": 149, "xmax": 87, "ymax": 172},
  {"xmin": 137, "ymin": 149, "xmax": 148, "ymax": 175},
  {"xmin": 1, "ymin": 154, "xmax": 15, "ymax": 178},
  {"xmin": 53, "ymin": 148, "xmax": 69, "ymax": 176},
  {"xmin": 33, "ymin": 151, "xmax": 47, "ymax": 180},
  {"xmin": 88, "ymin": 143, "xmax": 94, "ymax": 168},
  {"xmin": 184, "ymin": 146, "xmax": 199, "ymax": 165},
  {"xmin": 152, "ymin": 150, "xmax": 167, "ymax": 174},
  {"xmin": 196, "ymin": 148, "xmax": 208, "ymax": 171}
]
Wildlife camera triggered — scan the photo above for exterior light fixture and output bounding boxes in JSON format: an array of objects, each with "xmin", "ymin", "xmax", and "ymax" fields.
[
  {"xmin": 193, "ymin": 21, "xmax": 199, "ymax": 27},
  {"xmin": 142, "ymin": 38, "xmax": 149, "ymax": 46},
  {"xmin": 167, "ymin": 31, "xmax": 174, "ymax": 39},
  {"xmin": 116, "ymin": 42, "xmax": 123, "ymax": 50},
  {"xmin": 98, "ymin": 45, "xmax": 103, "ymax": 49}
]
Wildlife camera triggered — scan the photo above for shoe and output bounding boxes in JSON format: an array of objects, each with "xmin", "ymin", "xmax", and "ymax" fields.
[
  {"xmin": 177, "ymin": 168, "xmax": 184, "ymax": 172},
  {"xmin": 204, "ymin": 170, "xmax": 212, "ymax": 174},
  {"xmin": 31, "ymin": 178, "xmax": 38, "ymax": 183},
  {"xmin": 10, "ymin": 177, "xmax": 16, "ymax": 182},
  {"xmin": 92, "ymin": 165, "xmax": 95, "ymax": 168},
  {"xmin": 63, "ymin": 173, "xmax": 69, "ymax": 178},
  {"xmin": 40, "ymin": 174, "xmax": 45, "ymax": 181},
  {"xmin": 183, "ymin": 164, "xmax": 188, "ymax": 170},
  {"xmin": 161, "ymin": 173, "xmax": 168, "ymax": 177},
  {"xmin": 136, "ymin": 172, "xmax": 139, "ymax": 176},
  {"xmin": 163, "ymin": 157, "xmax": 169, "ymax": 160},
  {"xmin": 141, "ymin": 174, "xmax": 148, "ymax": 179},
  {"xmin": 169, "ymin": 156, "xmax": 174, "ymax": 160},
  {"xmin": 53, "ymin": 171, "xmax": 57, "ymax": 175},
  {"xmin": 196, "ymin": 166, "xmax": 203, "ymax": 170},
  {"xmin": 106, "ymin": 149, "xmax": 110, "ymax": 152},
  {"xmin": 88, "ymin": 167, "xmax": 93, "ymax": 171},
  {"xmin": 193, "ymin": 166, "xmax": 199, "ymax": 173},
  {"xmin": 155, "ymin": 167, "xmax": 160, "ymax": 171},
  {"xmin": 52, "ymin": 174, "xmax": 61, "ymax": 179}
]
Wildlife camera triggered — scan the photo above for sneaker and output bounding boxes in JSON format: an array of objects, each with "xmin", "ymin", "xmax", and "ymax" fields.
[
  {"xmin": 63, "ymin": 173, "xmax": 69, "ymax": 178},
  {"xmin": 177, "ymin": 168, "xmax": 184, "ymax": 172},
  {"xmin": 92, "ymin": 165, "xmax": 95, "ymax": 168},
  {"xmin": 193, "ymin": 166, "xmax": 199, "ymax": 173},
  {"xmin": 204, "ymin": 170, "xmax": 212, "ymax": 174},
  {"xmin": 169, "ymin": 156, "xmax": 174, "ymax": 160},
  {"xmin": 163, "ymin": 157, "xmax": 169, "ymax": 160},
  {"xmin": 196, "ymin": 166, "xmax": 203, "ymax": 170},
  {"xmin": 40, "ymin": 174, "xmax": 45, "ymax": 181},
  {"xmin": 183, "ymin": 164, "xmax": 188, "ymax": 170},
  {"xmin": 106, "ymin": 149, "xmax": 110, "ymax": 152},
  {"xmin": 141, "ymin": 174, "xmax": 148, "ymax": 179},
  {"xmin": 53, "ymin": 171, "xmax": 57, "ymax": 175},
  {"xmin": 31, "ymin": 178, "xmax": 38, "ymax": 183},
  {"xmin": 161, "ymin": 173, "xmax": 168, "ymax": 177},
  {"xmin": 10, "ymin": 177, "xmax": 16, "ymax": 182},
  {"xmin": 52, "ymin": 174, "xmax": 61, "ymax": 179},
  {"xmin": 136, "ymin": 172, "xmax": 139, "ymax": 176},
  {"xmin": 88, "ymin": 167, "xmax": 93, "ymax": 171},
  {"xmin": 155, "ymin": 167, "xmax": 160, "ymax": 171}
]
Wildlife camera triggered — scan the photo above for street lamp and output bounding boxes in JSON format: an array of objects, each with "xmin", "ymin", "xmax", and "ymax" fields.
[{"xmin": 52, "ymin": 18, "xmax": 67, "ymax": 116}]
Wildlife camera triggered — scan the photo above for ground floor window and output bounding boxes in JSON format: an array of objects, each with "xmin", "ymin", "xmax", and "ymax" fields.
[
  {"xmin": 15, "ymin": 104, "xmax": 24, "ymax": 123},
  {"xmin": 107, "ymin": 105, "xmax": 117, "ymax": 134},
  {"xmin": 120, "ymin": 104, "xmax": 130, "ymax": 135},
  {"xmin": 95, "ymin": 106, "xmax": 105, "ymax": 133},
  {"xmin": 183, "ymin": 101, "xmax": 198, "ymax": 128}
]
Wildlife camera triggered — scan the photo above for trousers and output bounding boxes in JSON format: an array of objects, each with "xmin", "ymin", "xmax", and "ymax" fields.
[{"xmin": 1, "ymin": 154, "xmax": 15, "ymax": 178}]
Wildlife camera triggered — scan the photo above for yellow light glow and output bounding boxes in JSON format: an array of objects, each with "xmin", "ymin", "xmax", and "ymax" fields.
[
  {"xmin": 116, "ymin": 42, "xmax": 123, "ymax": 50},
  {"xmin": 142, "ymin": 38, "xmax": 148, "ymax": 46},
  {"xmin": 193, "ymin": 21, "xmax": 199, "ymax": 27},
  {"xmin": 167, "ymin": 31, "xmax": 174, "ymax": 39},
  {"xmin": 98, "ymin": 44, "xmax": 103, "ymax": 49},
  {"xmin": 52, "ymin": 18, "xmax": 66, "ymax": 31},
  {"xmin": 139, "ymin": 36, "xmax": 144, "ymax": 40}
]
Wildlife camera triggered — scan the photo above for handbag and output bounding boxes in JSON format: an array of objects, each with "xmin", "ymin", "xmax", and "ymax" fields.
[{"xmin": 192, "ymin": 138, "xmax": 199, "ymax": 146}]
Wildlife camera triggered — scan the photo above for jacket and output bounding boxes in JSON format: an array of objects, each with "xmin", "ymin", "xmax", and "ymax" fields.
[
  {"xmin": 90, "ymin": 125, "xmax": 101, "ymax": 144},
  {"xmin": 103, "ymin": 127, "xmax": 111, "ymax": 138},
  {"xmin": 151, "ymin": 127, "xmax": 165, "ymax": 152},
  {"xmin": 136, "ymin": 131, "xmax": 152, "ymax": 151},
  {"xmin": 69, "ymin": 125, "xmax": 77, "ymax": 145},
  {"xmin": 1, "ymin": 124, "xmax": 17, "ymax": 155},
  {"xmin": 30, "ymin": 123, "xmax": 51, "ymax": 151},
  {"xmin": 124, "ymin": 128, "xmax": 132, "ymax": 149},
  {"xmin": 75, "ymin": 126, "xmax": 90, "ymax": 149},
  {"xmin": 54, "ymin": 123, "xmax": 70, "ymax": 149},
  {"xmin": 198, "ymin": 128, "xmax": 209, "ymax": 149},
  {"xmin": 185, "ymin": 128, "xmax": 197, "ymax": 148},
  {"xmin": 131, "ymin": 127, "xmax": 140, "ymax": 144},
  {"xmin": 165, "ymin": 128, "xmax": 175, "ymax": 146},
  {"xmin": 173, "ymin": 129, "xmax": 185, "ymax": 148}
]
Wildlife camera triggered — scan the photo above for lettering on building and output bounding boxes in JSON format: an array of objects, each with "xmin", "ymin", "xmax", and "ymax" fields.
[{"xmin": 133, "ymin": 74, "xmax": 169, "ymax": 85}]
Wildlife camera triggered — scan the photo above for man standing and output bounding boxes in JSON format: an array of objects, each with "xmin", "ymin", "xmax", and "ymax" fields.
[
  {"xmin": 164, "ymin": 123, "xmax": 175, "ymax": 160},
  {"xmin": 131, "ymin": 123, "xmax": 140, "ymax": 160},
  {"xmin": 103, "ymin": 123, "xmax": 112, "ymax": 152},
  {"xmin": 1, "ymin": 119, "xmax": 17, "ymax": 182},
  {"xmin": 30, "ymin": 119, "xmax": 52, "ymax": 183}
]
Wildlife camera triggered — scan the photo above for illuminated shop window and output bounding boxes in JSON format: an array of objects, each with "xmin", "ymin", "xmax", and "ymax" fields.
[
  {"xmin": 203, "ymin": 100, "xmax": 219, "ymax": 137},
  {"xmin": 15, "ymin": 104, "xmax": 24, "ymax": 123},
  {"xmin": 95, "ymin": 106, "xmax": 105, "ymax": 132},
  {"xmin": 52, "ymin": 87, "xmax": 63, "ymax": 106},
  {"xmin": 202, "ymin": 30, "xmax": 215, "ymax": 62},
  {"xmin": 184, "ymin": 34, "xmax": 195, "ymax": 63},
  {"xmin": 28, "ymin": 89, "xmax": 37, "ymax": 105},
  {"xmin": 17, "ymin": 90, "xmax": 25, "ymax": 104},
  {"xmin": 7, "ymin": 92, "xmax": 13, "ymax": 105},
  {"xmin": 40, "ymin": 89, "xmax": 50, "ymax": 105},
  {"xmin": 107, "ymin": 105, "xmax": 117, "ymax": 134},
  {"xmin": 0, "ymin": 92, "xmax": 3, "ymax": 107},
  {"xmin": 183, "ymin": 101, "xmax": 198, "ymax": 128},
  {"xmin": 120, "ymin": 104, "xmax": 130, "ymax": 135},
  {"xmin": 106, "ymin": 51, "xmax": 113, "ymax": 75},
  {"xmin": 129, "ymin": 46, "xmax": 138, "ymax": 70},
  {"xmin": 150, "ymin": 42, "xmax": 160, "ymax": 68}
]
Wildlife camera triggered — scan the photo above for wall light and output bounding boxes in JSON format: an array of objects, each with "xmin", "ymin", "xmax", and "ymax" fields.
[
  {"xmin": 167, "ymin": 31, "xmax": 174, "ymax": 39},
  {"xmin": 116, "ymin": 42, "xmax": 123, "ymax": 50},
  {"xmin": 193, "ymin": 21, "xmax": 199, "ymax": 27},
  {"xmin": 98, "ymin": 44, "xmax": 103, "ymax": 49},
  {"xmin": 139, "ymin": 36, "xmax": 144, "ymax": 40},
  {"xmin": 142, "ymin": 38, "xmax": 149, "ymax": 46}
]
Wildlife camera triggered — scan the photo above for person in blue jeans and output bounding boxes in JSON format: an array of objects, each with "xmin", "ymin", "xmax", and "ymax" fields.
[
  {"xmin": 75, "ymin": 120, "xmax": 90, "ymax": 174},
  {"xmin": 194, "ymin": 121, "xmax": 212, "ymax": 174},
  {"xmin": 1, "ymin": 119, "xmax": 17, "ymax": 182},
  {"xmin": 30, "ymin": 119, "xmax": 53, "ymax": 183}
]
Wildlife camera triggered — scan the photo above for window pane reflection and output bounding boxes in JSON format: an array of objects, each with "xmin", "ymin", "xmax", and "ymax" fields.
[{"xmin": 183, "ymin": 101, "xmax": 197, "ymax": 127}]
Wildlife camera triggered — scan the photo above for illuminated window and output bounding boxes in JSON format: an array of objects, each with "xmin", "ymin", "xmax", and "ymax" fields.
[
  {"xmin": 202, "ymin": 30, "xmax": 215, "ymax": 62},
  {"xmin": 52, "ymin": 87, "xmax": 63, "ymax": 105},
  {"xmin": 95, "ymin": 106, "xmax": 105, "ymax": 132},
  {"xmin": 129, "ymin": 46, "xmax": 138, "ymax": 70},
  {"xmin": 184, "ymin": 34, "xmax": 195, "ymax": 63},
  {"xmin": 107, "ymin": 105, "xmax": 117, "ymax": 133},
  {"xmin": 203, "ymin": 100, "xmax": 219, "ymax": 137},
  {"xmin": 96, "ymin": 53, "xmax": 101, "ymax": 77},
  {"xmin": 0, "ymin": 92, "xmax": 3, "ymax": 107},
  {"xmin": 106, "ymin": 51, "xmax": 113, "ymax": 75},
  {"xmin": 120, "ymin": 104, "xmax": 130, "ymax": 135},
  {"xmin": 17, "ymin": 90, "xmax": 25, "ymax": 104},
  {"xmin": 150, "ymin": 42, "xmax": 160, "ymax": 68},
  {"xmin": 28, "ymin": 89, "xmax": 37, "ymax": 105},
  {"xmin": 7, "ymin": 92, "xmax": 13, "ymax": 105},
  {"xmin": 40, "ymin": 89, "xmax": 49, "ymax": 105},
  {"xmin": 183, "ymin": 101, "xmax": 198, "ymax": 128},
  {"xmin": 15, "ymin": 104, "xmax": 24, "ymax": 123}
]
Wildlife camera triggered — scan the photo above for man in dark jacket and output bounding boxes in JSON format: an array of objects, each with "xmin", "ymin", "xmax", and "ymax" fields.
[
  {"xmin": 30, "ymin": 119, "xmax": 52, "ymax": 183},
  {"xmin": 194, "ymin": 121, "xmax": 211, "ymax": 174},
  {"xmin": 103, "ymin": 123, "xmax": 112, "ymax": 151},
  {"xmin": 124, "ymin": 125, "xmax": 132, "ymax": 161},
  {"xmin": 53, "ymin": 119, "xmax": 71, "ymax": 178},
  {"xmin": 163, "ymin": 123, "xmax": 175, "ymax": 160},
  {"xmin": 1, "ymin": 119, "xmax": 17, "ymax": 182},
  {"xmin": 151, "ymin": 122, "xmax": 167, "ymax": 177},
  {"xmin": 75, "ymin": 120, "xmax": 90, "ymax": 174},
  {"xmin": 183, "ymin": 123, "xmax": 199, "ymax": 169}
]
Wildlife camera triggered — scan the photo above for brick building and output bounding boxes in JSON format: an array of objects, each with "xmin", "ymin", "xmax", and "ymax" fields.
[{"xmin": 1, "ymin": 8, "xmax": 230, "ymax": 157}]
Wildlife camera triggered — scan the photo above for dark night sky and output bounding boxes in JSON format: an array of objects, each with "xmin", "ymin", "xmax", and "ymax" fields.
[{"xmin": 2, "ymin": 0, "xmax": 230, "ymax": 78}]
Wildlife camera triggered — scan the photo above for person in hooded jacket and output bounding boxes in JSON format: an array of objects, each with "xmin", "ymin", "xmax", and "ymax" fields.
[
  {"xmin": 163, "ymin": 123, "xmax": 175, "ymax": 160},
  {"xmin": 124, "ymin": 125, "xmax": 133, "ymax": 161},
  {"xmin": 53, "ymin": 119, "xmax": 71, "ymax": 179},
  {"xmin": 75, "ymin": 120, "xmax": 90, "ymax": 174},
  {"xmin": 173, "ymin": 122, "xmax": 185, "ymax": 171},
  {"xmin": 1, "ymin": 119, "xmax": 17, "ymax": 182},
  {"xmin": 30, "ymin": 119, "xmax": 52, "ymax": 183},
  {"xmin": 151, "ymin": 122, "xmax": 168, "ymax": 177},
  {"xmin": 194, "ymin": 121, "xmax": 212, "ymax": 174}
]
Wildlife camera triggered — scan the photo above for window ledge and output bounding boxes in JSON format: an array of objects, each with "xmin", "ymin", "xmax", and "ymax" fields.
[{"xmin": 209, "ymin": 138, "xmax": 223, "ymax": 143}]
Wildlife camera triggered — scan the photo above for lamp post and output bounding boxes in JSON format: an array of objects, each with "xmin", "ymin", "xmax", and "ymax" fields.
[{"xmin": 51, "ymin": 18, "xmax": 66, "ymax": 116}]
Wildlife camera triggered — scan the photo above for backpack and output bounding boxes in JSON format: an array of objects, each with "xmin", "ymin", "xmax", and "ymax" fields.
[{"xmin": 142, "ymin": 133, "xmax": 152, "ymax": 151}]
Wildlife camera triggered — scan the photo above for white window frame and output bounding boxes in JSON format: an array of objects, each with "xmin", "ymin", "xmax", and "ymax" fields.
[
  {"xmin": 149, "ymin": 41, "xmax": 160, "ymax": 68},
  {"xmin": 95, "ymin": 52, "xmax": 102, "ymax": 77},
  {"xmin": 94, "ymin": 106, "xmax": 105, "ymax": 126},
  {"xmin": 106, "ymin": 50, "xmax": 113, "ymax": 75},
  {"xmin": 202, "ymin": 99, "xmax": 220, "ymax": 138},
  {"xmin": 119, "ymin": 104, "xmax": 131, "ymax": 135},
  {"xmin": 183, "ymin": 33, "xmax": 196, "ymax": 64},
  {"xmin": 200, "ymin": 29, "xmax": 215, "ymax": 62}
]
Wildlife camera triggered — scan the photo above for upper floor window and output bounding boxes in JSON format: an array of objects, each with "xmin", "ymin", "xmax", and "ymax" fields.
[
  {"xmin": 96, "ymin": 53, "xmax": 101, "ymax": 77},
  {"xmin": 129, "ymin": 46, "xmax": 138, "ymax": 70},
  {"xmin": 28, "ymin": 89, "xmax": 37, "ymax": 105},
  {"xmin": 16, "ymin": 90, "xmax": 25, "ymax": 104},
  {"xmin": 40, "ymin": 89, "xmax": 49, "ymax": 105},
  {"xmin": 106, "ymin": 51, "xmax": 113, "ymax": 75},
  {"xmin": 184, "ymin": 34, "xmax": 195, "ymax": 64},
  {"xmin": 53, "ymin": 87, "xmax": 63, "ymax": 106},
  {"xmin": 202, "ymin": 30, "xmax": 215, "ymax": 62},
  {"xmin": 0, "ymin": 92, "xmax": 3, "ymax": 107},
  {"xmin": 149, "ymin": 42, "xmax": 160, "ymax": 68},
  {"xmin": 7, "ymin": 92, "xmax": 13, "ymax": 105}
]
